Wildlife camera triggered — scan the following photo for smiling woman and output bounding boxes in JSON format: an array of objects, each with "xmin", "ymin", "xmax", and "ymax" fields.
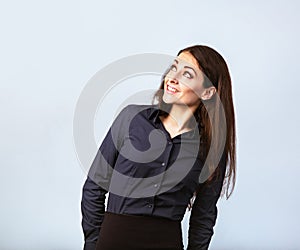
[{"xmin": 81, "ymin": 45, "xmax": 237, "ymax": 250}]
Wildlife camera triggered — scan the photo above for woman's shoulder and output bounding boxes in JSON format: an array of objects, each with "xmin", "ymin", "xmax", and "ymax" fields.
[{"xmin": 121, "ymin": 103, "xmax": 158, "ymax": 116}]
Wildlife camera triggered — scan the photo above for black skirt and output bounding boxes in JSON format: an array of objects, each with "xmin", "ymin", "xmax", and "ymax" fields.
[{"xmin": 96, "ymin": 211, "xmax": 184, "ymax": 250}]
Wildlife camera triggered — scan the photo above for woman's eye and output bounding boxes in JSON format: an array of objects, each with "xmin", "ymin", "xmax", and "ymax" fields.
[
  {"xmin": 170, "ymin": 65, "xmax": 177, "ymax": 71},
  {"xmin": 183, "ymin": 71, "xmax": 192, "ymax": 79}
]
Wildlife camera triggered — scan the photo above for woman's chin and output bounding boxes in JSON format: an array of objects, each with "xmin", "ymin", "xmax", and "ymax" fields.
[{"xmin": 162, "ymin": 93, "xmax": 177, "ymax": 104}]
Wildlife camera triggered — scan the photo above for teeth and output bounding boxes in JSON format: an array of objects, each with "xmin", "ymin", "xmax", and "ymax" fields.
[{"xmin": 167, "ymin": 85, "xmax": 177, "ymax": 93}]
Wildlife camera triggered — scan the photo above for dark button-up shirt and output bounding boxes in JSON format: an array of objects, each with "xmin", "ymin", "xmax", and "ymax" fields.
[{"xmin": 81, "ymin": 104, "xmax": 227, "ymax": 250}]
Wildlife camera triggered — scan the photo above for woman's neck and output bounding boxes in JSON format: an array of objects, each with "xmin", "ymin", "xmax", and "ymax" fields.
[{"xmin": 161, "ymin": 104, "xmax": 197, "ymax": 133}]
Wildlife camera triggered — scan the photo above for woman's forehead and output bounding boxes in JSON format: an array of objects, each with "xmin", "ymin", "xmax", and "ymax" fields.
[{"xmin": 175, "ymin": 52, "xmax": 199, "ymax": 71}]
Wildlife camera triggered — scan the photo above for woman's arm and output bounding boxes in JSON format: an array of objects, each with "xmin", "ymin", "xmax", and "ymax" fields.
[
  {"xmin": 81, "ymin": 176, "xmax": 107, "ymax": 250},
  {"xmin": 80, "ymin": 105, "xmax": 129, "ymax": 250},
  {"xmin": 187, "ymin": 153, "xmax": 227, "ymax": 250}
]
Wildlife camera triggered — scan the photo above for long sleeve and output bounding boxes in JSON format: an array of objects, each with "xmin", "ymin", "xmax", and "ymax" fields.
[
  {"xmin": 81, "ymin": 105, "xmax": 129, "ymax": 250},
  {"xmin": 81, "ymin": 176, "xmax": 107, "ymax": 250},
  {"xmin": 187, "ymin": 152, "xmax": 227, "ymax": 250}
]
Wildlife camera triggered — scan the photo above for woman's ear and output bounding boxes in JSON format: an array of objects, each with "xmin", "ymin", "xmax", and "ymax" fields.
[{"xmin": 201, "ymin": 86, "xmax": 216, "ymax": 100}]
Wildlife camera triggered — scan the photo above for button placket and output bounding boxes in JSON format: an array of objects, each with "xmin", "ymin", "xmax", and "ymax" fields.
[{"xmin": 161, "ymin": 142, "xmax": 172, "ymax": 170}]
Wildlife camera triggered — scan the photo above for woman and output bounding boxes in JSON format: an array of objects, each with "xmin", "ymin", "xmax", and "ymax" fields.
[{"xmin": 81, "ymin": 45, "xmax": 236, "ymax": 250}]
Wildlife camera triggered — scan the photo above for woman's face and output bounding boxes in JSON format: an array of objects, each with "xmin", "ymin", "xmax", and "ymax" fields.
[{"xmin": 163, "ymin": 51, "xmax": 209, "ymax": 109}]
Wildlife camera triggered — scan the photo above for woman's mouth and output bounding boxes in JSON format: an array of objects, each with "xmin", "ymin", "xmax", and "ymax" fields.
[{"xmin": 166, "ymin": 84, "xmax": 179, "ymax": 94}]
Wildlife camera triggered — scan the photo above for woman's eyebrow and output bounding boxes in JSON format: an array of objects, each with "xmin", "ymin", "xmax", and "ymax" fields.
[
  {"xmin": 174, "ymin": 59, "xmax": 197, "ymax": 76},
  {"xmin": 184, "ymin": 66, "xmax": 197, "ymax": 76}
]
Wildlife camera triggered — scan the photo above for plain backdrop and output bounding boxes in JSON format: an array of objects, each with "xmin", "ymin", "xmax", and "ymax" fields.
[{"xmin": 0, "ymin": 0, "xmax": 299, "ymax": 249}]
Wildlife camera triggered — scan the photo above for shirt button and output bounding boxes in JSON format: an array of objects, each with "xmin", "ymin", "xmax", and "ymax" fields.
[
  {"xmin": 161, "ymin": 162, "xmax": 165, "ymax": 166},
  {"xmin": 168, "ymin": 141, "xmax": 172, "ymax": 145},
  {"xmin": 148, "ymin": 204, "xmax": 153, "ymax": 208},
  {"xmin": 154, "ymin": 184, "xmax": 158, "ymax": 188}
]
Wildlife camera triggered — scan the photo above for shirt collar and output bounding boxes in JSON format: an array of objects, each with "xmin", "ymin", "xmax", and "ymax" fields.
[{"xmin": 148, "ymin": 104, "xmax": 162, "ymax": 124}]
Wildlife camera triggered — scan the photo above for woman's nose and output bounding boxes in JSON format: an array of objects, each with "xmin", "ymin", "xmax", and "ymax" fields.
[{"xmin": 169, "ymin": 75, "xmax": 179, "ymax": 84}]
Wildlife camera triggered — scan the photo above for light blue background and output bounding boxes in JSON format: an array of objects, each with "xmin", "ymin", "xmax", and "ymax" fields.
[{"xmin": 1, "ymin": 0, "xmax": 299, "ymax": 249}]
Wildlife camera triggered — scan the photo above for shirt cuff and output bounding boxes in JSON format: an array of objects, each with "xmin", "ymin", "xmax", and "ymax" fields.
[{"xmin": 83, "ymin": 241, "xmax": 97, "ymax": 250}]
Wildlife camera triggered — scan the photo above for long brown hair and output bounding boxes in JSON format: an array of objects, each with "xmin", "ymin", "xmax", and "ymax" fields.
[{"xmin": 151, "ymin": 45, "xmax": 236, "ymax": 208}]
